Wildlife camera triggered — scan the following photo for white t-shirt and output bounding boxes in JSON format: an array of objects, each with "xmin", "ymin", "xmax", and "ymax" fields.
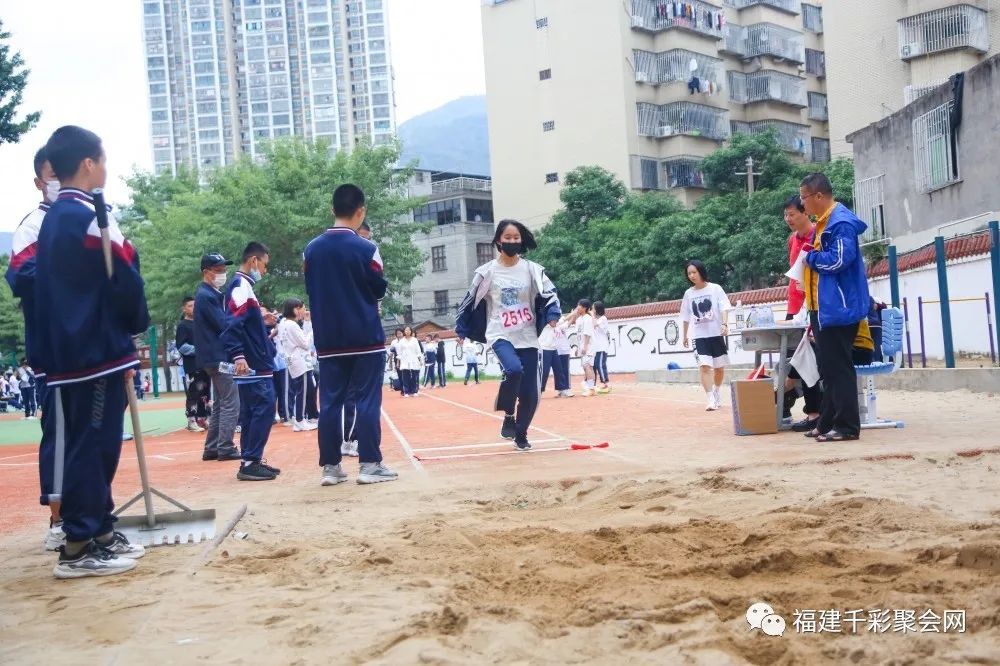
[
  {"xmin": 538, "ymin": 324, "xmax": 556, "ymax": 350},
  {"xmin": 395, "ymin": 337, "xmax": 424, "ymax": 370},
  {"xmin": 592, "ymin": 315, "xmax": 610, "ymax": 353},
  {"xmin": 554, "ymin": 319, "xmax": 572, "ymax": 355},
  {"xmin": 576, "ymin": 314, "xmax": 594, "ymax": 354},
  {"xmin": 462, "ymin": 339, "xmax": 478, "ymax": 364},
  {"xmin": 484, "ymin": 259, "xmax": 538, "ymax": 349},
  {"xmin": 681, "ymin": 283, "xmax": 732, "ymax": 340}
]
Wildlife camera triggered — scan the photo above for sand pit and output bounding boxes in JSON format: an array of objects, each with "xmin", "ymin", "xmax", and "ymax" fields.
[{"xmin": 2, "ymin": 453, "xmax": 999, "ymax": 664}]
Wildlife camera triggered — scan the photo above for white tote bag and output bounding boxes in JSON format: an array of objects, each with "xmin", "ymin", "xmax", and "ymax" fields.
[{"xmin": 790, "ymin": 333, "xmax": 820, "ymax": 387}]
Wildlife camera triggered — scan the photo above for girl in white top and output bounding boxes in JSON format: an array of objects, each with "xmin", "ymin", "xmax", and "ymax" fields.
[
  {"xmin": 276, "ymin": 298, "xmax": 317, "ymax": 431},
  {"xmin": 394, "ymin": 325, "xmax": 424, "ymax": 397},
  {"xmin": 590, "ymin": 301, "xmax": 611, "ymax": 393},
  {"xmin": 574, "ymin": 299, "xmax": 596, "ymax": 396},
  {"xmin": 461, "ymin": 337, "xmax": 480, "ymax": 385},
  {"xmin": 680, "ymin": 260, "xmax": 733, "ymax": 411}
]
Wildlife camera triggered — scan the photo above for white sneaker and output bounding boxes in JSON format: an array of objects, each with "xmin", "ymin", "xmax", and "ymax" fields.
[
  {"xmin": 98, "ymin": 531, "xmax": 145, "ymax": 559},
  {"xmin": 308, "ymin": 419, "xmax": 318, "ymax": 425},
  {"xmin": 341, "ymin": 440, "xmax": 359, "ymax": 457},
  {"xmin": 44, "ymin": 522, "xmax": 66, "ymax": 552},
  {"xmin": 559, "ymin": 390, "xmax": 575, "ymax": 398},
  {"xmin": 293, "ymin": 420, "xmax": 318, "ymax": 432},
  {"xmin": 321, "ymin": 463, "xmax": 348, "ymax": 486},
  {"xmin": 186, "ymin": 419, "xmax": 205, "ymax": 433},
  {"xmin": 712, "ymin": 387, "xmax": 722, "ymax": 409},
  {"xmin": 358, "ymin": 462, "xmax": 398, "ymax": 484},
  {"xmin": 706, "ymin": 394, "xmax": 718, "ymax": 411},
  {"xmin": 282, "ymin": 420, "xmax": 294, "ymax": 427},
  {"xmin": 53, "ymin": 541, "xmax": 137, "ymax": 579}
]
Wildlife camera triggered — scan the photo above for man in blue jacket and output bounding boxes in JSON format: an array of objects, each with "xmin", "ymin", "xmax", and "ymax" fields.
[
  {"xmin": 305, "ymin": 184, "xmax": 396, "ymax": 486},
  {"xmin": 194, "ymin": 252, "xmax": 240, "ymax": 462},
  {"xmin": 800, "ymin": 172, "xmax": 870, "ymax": 441},
  {"xmin": 35, "ymin": 125, "xmax": 148, "ymax": 577},
  {"xmin": 222, "ymin": 242, "xmax": 279, "ymax": 481}
]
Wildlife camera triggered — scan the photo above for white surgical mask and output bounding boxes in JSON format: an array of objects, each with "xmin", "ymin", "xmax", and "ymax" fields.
[
  {"xmin": 213, "ymin": 273, "xmax": 227, "ymax": 288},
  {"xmin": 44, "ymin": 180, "xmax": 61, "ymax": 203}
]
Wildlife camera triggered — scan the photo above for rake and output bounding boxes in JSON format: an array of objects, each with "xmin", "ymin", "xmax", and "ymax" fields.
[{"xmin": 94, "ymin": 189, "xmax": 217, "ymax": 546}]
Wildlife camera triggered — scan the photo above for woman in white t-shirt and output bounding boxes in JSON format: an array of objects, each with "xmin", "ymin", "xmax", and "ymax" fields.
[
  {"xmin": 591, "ymin": 301, "xmax": 611, "ymax": 393},
  {"xmin": 461, "ymin": 338, "xmax": 480, "ymax": 385},
  {"xmin": 455, "ymin": 220, "xmax": 561, "ymax": 450},
  {"xmin": 680, "ymin": 260, "xmax": 733, "ymax": 411},
  {"xmin": 276, "ymin": 298, "xmax": 317, "ymax": 431},
  {"xmin": 395, "ymin": 326, "xmax": 424, "ymax": 397}
]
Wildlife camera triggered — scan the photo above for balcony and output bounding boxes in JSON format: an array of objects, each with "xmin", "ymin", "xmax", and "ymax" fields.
[
  {"xmin": 629, "ymin": 155, "xmax": 708, "ymax": 190},
  {"xmin": 898, "ymin": 4, "xmax": 989, "ymax": 60},
  {"xmin": 805, "ymin": 48, "xmax": 826, "ymax": 77},
  {"xmin": 904, "ymin": 80, "xmax": 947, "ymax": 104},
  {"xmin": 807, "ymin": 91, "xmax": 828, "ymax": 121},
  {"xmin": 633, "ymin": 49, "xmax": 724, "ymax": 91},
  {"xmin": 430, "ymin": 177, "xmax": 492, "ymax": 195},
  {"xmin": 743, "ymin": 23, "xmax": 805, "ymax": 62},
  {"xmin": 637, "ymin": 102, "xmax": 730, "ymax": 141},
  {"xmin": 802, "ymin": 3, "xmax": 823, "ymax": 33},
  {"xmin": 630, "ymin": 0, "xmax": 725, "ymax": 40},
  {"xmin": 723, "ymin": 0, "xmax": 800, "ymax": 14},
  {"xmin": 731, "ymin": 119, "xmax": 810, "ymax": 156},
  {"xmin": 728, "ymin": 70, "xmax": 806, "ymax": 107}
]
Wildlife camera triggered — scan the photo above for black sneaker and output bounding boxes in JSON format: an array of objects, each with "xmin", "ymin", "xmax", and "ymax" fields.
[
  {"xmin": 260, "ymin": 459, "xmax": 281, "ymax": 475},
  {"xmin": 514, "ymin": 437, "xmax": 531, "ymax": 451},
  {"xmin": 202, "ymin": 449, "xmax": 218, "ymax": 461},
  {"xmin": 501, "ymin": 414, "xmax": 516, "ymax": 440},
  {"xmin": 792, "ymin": 417, "xmax": 819, "ymax": 433},
  {"xmin": 53, "ymin": 541, "xmax": 136, "ymax": 579},
  {"xmin": 236, "ymin": 461, "xmax": 277, "ymax": 481},
  {"xmin": 217, "ymin": 445, "xmax": 241, "ymax": 461}
]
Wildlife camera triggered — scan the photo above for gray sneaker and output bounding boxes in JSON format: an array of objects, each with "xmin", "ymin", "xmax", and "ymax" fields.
[
  {"xmin": 321, "ymin": 464, "xmax": 348, "ymax": 486},
  {"xmin": 44, "ymin": 522, "xmax": 66, "ymax": 552},
  {"xmin": 53, "ymin": 541, "xmax": 137, "ymax": 579},
  {"xmin": 358, "ymin": 462, "xmax": 398, "ymax": 485},
  {"xmin": 341, "ymin": 440, "xmax": 359, "ymax": 457},
  {"xmin": 98, "ymin": 531, "xmax": 145, "ymax": 559}
]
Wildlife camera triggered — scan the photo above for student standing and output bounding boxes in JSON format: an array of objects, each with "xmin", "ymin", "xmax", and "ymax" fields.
[
  {"xmin": 36, "ymin": 125, "xmax": 148, "ymax": 577},
  {"xmin": 680, "ymin": 260, "xmax": 732, "ymax": 411},
  {"xmin": 461, "ymin": 337, "xmax": 480, "ymax": 385},
  {"xmin": 305, "ymin": 183, "xmax": 397, "ymax": 485},
  {"xmin": 539, "ymin": 320, "xmax": 557, "ymax": 394},
  {"xmin": 194, "ymin": 253, "xmax": 241, "ymax": 461},
  {"xmin": 389, "ymin": 328, "xmax": 404, "ymax": 395},
  {"xmin": 222, "ymin": 242, "xmax": 280, "ymax": 481},
  {"xmin": 396, "ymin": 326, "xmax": 423, "ymax": 396},
  {"xmin": 16, "ymin": 361, "xmax": 36, "ymax": 418},
  {"xmin": 276, "ymin": 298, "xmax": 317, "ymax": 432},
  {"xmin": 176, "ymin": 296, "xmax": 209, "ymax": 432},
  {"xmin": 553, "ymin": 313, "xmax": 575, "ymax": 397},
  {"xmin": 591, "ymin": 301, "xmax": 611, "ymax": 394},
  {"xmin": 456, "ymin": 219, "xmax": 561, "ymax": 450},
  {"xmin": 575, "ymin": 299, "xmax": 596, "ymax": 397},
  {"xmin": 421, "ymin": 333, "xmax": 437, "ymax": 388},
  {"xmin": 435, "ymin": 334, "xmax": 447, "ymax": 387}
]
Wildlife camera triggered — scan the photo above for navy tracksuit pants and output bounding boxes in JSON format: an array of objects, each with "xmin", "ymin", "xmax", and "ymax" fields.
[
  {"xmin": 491, "ymin": 340, "xmax": 540, "ymax": 440},
  {"xmin": 39, "ymin": 373, "xmax": 128, "ymax": 542},
  {"xmin": 318, "ymin": 352, "xmax": 384, "ymax": 466},
  {"xmin": 273, "ymin": 369, "xmax": 288, "ymax": 421},
  {"xmin": 237, "ymin": 378, "xmax": 275, "ymax": 462}
]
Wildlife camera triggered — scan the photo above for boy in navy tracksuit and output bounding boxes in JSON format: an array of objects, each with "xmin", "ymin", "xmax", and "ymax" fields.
[
  {"xmin": 6, "ymin": 145, "xmax": 65, "ymax": 552},
  {"xmin": 35, "ymin": 126, "xmax": 148, "ymax": 578},
  {"xmin": 305, "ymin": 184, "xmax": 397, "ymax": 486},
  {"xmin": 221, "ymin": 242, "xmax": 279, "ymax": 481}
]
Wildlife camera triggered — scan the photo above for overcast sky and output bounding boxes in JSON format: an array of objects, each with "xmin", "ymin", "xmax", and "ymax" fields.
[{"xmin": 0, "ymin": 0, "xmax": 486, "ymax": 232}]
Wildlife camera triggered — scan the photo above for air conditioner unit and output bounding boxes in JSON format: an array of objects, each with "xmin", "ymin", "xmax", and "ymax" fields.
[
  {"xmin": 631, "ymin": 15, "xmax": 645, "ymax": 28},
  {"xmin": 635, "ymin": 71, "xmax": 650, "ymax": 83},
  {"xmin": 901, "ymin": 42, "xmax": 922, "ymax": 58},
  {"xmin": 656, "ymin": 125, "xmax": 673, "ymax": 138}
]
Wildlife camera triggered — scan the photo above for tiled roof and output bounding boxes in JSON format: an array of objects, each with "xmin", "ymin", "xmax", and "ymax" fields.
[{"xmin": 868, "ymin": 230, "xmax": 992, "ymax": 278}]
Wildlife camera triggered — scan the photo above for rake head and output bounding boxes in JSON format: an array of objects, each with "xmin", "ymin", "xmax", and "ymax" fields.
[{"xmin": 115, "ymin": 509, "xmax": 217, "ymax": 546}]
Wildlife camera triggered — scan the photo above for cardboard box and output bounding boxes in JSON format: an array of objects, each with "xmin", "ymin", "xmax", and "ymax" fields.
[{"xmin": 731, "ymin": 379, "xmax": 777, "ymax": 436}]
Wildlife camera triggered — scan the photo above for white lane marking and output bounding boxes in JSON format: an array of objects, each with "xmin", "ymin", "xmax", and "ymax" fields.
[
  {"xmin": 380, "ymin": 407, "xmax": 426, "ymax": 474},
  {"xmin": 411, "ymin": 438, "xmax": 563, "ymax": 453}
]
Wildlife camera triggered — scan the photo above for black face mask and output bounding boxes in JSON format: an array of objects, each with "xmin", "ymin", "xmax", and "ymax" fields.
[{"xmin": 498, "ymin": 242, "xmax": 522, "ymax": 257}]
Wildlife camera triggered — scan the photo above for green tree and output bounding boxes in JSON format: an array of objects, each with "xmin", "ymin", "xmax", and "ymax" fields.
[
  {"xmin": 126, "ymin": 137, "xmax": 425, "ymax": 329},
  {"xmin": 558, "ymin": 166, "xmax": 628, "ymax": 223},
  {"xmin": 0, "ymin": 255, "xmax": 26, "ymax": 359},
  {"xmin": 0, "ymin": 20, "xmax": 40, "ymax": 145}
]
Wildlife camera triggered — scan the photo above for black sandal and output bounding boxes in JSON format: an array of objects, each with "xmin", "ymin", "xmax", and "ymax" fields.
[
  {"xmin": 814, "ymin": 430, "xmax": 859, "ymax": 443},
  {"xmin": 803, "ymin": 428, "xmax": 821, "ymax": 438}
]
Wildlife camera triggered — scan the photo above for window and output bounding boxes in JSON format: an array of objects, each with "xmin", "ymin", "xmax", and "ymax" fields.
[
  {"xmin": 466, "ymin": 198, "xmax": 494, "ymax": 224},
  {"xmin": 476, "ymin": 243, "xmax": 495, "ymax": 266},
  {"xmin": 542, "ymin": 120, "xmax": 555, "ymax": 132},
  {"xmin": 854, "ymin": 174, "xmax": 886, "ymax": 243},
  {"xmin": 810, "ymin": 137, "xmax": 830, "ymax": 163},
  {"xmin": 913, "ymin": 102, "xmax": 959, "ymax": 192},
  {"xmin": 545, "ymin": 172, "xmax": 558, "ymax": 184},
  {"xmin": 802, "ymin": 4, "xmax": 823, "ymax": 33},
  {"xmin": 539, "ymin": 68, "xmax": 551, "ymax": 80},
  {"xmin": 431, "ymin": 245, "xmax": 447, "ymax": 272},
  {"xmin": 805, "ymin": 49, "xmax": 825, "ymax": 77},
  {"xmin": 536, "ymin": 17, "xmax": 548, "ymax": 29},
  {"xmin": 434, "ymin": 291, "xmax": 449, "ymax": 316}
]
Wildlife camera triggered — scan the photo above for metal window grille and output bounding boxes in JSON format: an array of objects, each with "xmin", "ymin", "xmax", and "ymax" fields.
[
  {"xmin": 542, "ymin": 120, "xmax": 555, "ymax": 131},
  {"xmin": 731, "ymin": 119, "xmax": 809, "ymax": 155},
  {"xmin": 545, "ymin": 172, "xmax": 559, "ymax": 184},
  {"xmin": 434, "ymin": 290, "xmax": 449, "ymax": 316},
  {"xmin": 744, "ymin": 23, "xmax": 805, "ymax": 62},
  {"xmin": 724, "ymin": 0, "xmax": 801, "ymax": 13},
  {"xmin": 898, "ymin": 4, "xmax": 989, "ymax": 59},
  {"xmin": 808, "ymin": 91, "xmax": 828, "ymax": 121},
  {"xmin": 630, "ymin": 0, "xmax": 725, "ymax": 39},
  {"xmin": 663, "ymin": 157, "xmax": 707, "ymax": 188},
  {"xmin": 728, "ymin": 70, "xmax": 806, "ymax": 106},
  {"xmin": 805, "ymin": 48, "xmax": 825, "ymax": 77},
  {"xmin": 539, "ymin": 68, "xmax": 551, "ymax": 80},
  {"xmin": 854, "ymin": 174, "xmax": 887, "ymax": 243},
  {"xmin": 633, "ymin": 49, "xmax": 723, "ymax": 87},
  {"xmin": 535, "ymin": 16, "xmax": 548, "ymax": 28},
  {"xmin": 912, "ymin": 102, "xmax": 959, "ymax": 192},
  {"xmin": 810, "ymin": 137, "xmax": 830, "ymax": 163},
  {"xmin": 637, "ymin": 102, "xmax": 729, "ymax": 140},
  {"xmin": 802, "ymin": 3, "xmax": 823, "ymax": 32},
  {"xmin": 431, "ymin": 245, "xmax": 446, "ymax": 272},
  {"xmin": 903, "ymin": 81, "xmax": 947, "ymax": 104}
]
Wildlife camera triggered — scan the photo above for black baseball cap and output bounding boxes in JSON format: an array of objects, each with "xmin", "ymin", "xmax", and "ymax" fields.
[{"xmin": 201, "ymin": 253, "xmax": 233, "ymax": 271}]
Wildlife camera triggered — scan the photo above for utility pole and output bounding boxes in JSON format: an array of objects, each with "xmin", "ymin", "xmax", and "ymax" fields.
[{"xmin": 735, "ymin": 156, "xmax": 762, "ymax": 194}]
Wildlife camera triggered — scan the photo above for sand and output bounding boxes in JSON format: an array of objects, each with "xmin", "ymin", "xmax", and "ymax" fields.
[{"xmin": 2, "ymin": 450, "xmax": 999, "ymax": 665}]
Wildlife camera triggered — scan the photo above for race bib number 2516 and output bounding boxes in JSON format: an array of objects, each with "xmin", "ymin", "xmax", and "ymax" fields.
[{"xmin": 501, "ymin": 306, "xmax": 533, "ymax": 329}]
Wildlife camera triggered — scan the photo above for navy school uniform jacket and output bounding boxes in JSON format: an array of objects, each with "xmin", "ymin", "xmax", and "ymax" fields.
[
  {"xmin": 5, "ymin": 202, "xmax": 49, "ymax": 377},
  {"xmin": 221, "ymin": 271, "xmax": 275, "ymax": 382},
  {"xmin": 304, "ymin": 227, "xmax": 388, "ymax": 358},
  {"xmin": 194, "ymin": 281, "xmax": 230, "ymax": 370},
  {"xmin": 33, "ymin": 189, "xmax": 150, "ymax": 387}
]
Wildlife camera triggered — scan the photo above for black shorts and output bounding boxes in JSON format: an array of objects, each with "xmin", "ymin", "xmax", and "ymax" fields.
[{"xmin": 694, "ymin": 336, "xmax": 729, "ymax": 368}]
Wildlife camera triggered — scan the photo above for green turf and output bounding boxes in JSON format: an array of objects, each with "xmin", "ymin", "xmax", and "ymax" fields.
[{"xmin": 0, "ymin": 398, "xmax": 187, "ymax": 447}]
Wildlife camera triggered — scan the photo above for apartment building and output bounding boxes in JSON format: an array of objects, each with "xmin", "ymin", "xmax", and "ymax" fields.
[
  {"xmin": 141, "ymin": 0, "xmax": 396, "ymax": 176},
  {"xmin": 480, "ymin": 0, "xmax": 829, "ymax": 227},
  {"xmin": 825, "ymin": 0, "xmax": 997, "ymax": 160}
]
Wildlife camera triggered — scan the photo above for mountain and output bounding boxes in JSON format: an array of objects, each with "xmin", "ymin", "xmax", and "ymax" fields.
[
  {"xmin": 0, "ymin": 232, "xmax": 12, "ymax": 258},
  {"xmin": 398, "ymin": 95, "xmax": 491, "ymax": 176}
]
